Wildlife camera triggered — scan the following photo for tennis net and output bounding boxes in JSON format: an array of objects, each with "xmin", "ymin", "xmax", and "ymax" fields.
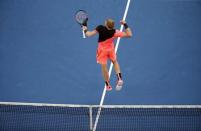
[{"xmin": 0, "ymin": 102, "xmax": 201, "ymax": 131}]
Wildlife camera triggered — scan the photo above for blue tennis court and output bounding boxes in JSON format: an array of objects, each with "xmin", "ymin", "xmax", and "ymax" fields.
[{"xmin": 0, "ymin": 0, "xmax": 201, "ymax": 130}]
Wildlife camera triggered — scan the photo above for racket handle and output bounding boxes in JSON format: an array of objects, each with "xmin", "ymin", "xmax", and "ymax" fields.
[{"xmin": 82, "ymin": 30, "xmax": 86, "ymax": 38}]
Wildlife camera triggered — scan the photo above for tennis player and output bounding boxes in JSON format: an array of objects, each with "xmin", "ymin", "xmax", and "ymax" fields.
[{"xmin": 82, "ymin": 19, "xmax": 132, "ymax": 91}]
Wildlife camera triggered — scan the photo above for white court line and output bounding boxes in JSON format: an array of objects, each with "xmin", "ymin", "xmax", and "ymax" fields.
[{"xmin": 93, "ymin": 0, "xmax": 131, "ymax": 130}]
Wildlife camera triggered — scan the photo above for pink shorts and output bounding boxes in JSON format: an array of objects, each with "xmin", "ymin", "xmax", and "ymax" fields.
[{"xmin": 96, "ymin": 48, "xmax": 116, "ymax": 64}]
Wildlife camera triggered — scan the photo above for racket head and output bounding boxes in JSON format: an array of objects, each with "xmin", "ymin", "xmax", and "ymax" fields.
[{"xmin": 75, "ymin": 10, "xmax": 88, "ymax": 26}]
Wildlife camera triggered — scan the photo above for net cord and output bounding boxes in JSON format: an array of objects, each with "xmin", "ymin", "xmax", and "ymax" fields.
[{"xmin": 1, "ymin": 102, "xmax": 201, "ymax": 108}]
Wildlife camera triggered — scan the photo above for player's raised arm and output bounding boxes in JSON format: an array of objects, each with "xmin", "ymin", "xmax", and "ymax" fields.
[
  {"xmin": 120, "ymin": 20, "xmax": 132, "ymax": 37},
  {"xmin": 82, "ymin": 26, "xmax": 98, "ymax": 37}
]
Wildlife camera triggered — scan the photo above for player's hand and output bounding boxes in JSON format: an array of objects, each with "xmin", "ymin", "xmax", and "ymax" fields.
[
  {"xmin": 120, "ymin": 20, "xmax": 126, "ymax": 25},
  {"xmin": 82, "ymin": 26, "xmax": 88, "ymax": 31}
]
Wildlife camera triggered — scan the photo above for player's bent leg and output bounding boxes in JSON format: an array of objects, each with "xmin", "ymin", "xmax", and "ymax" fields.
[
  {"xmin": 112, "ymin": 60, "xmax": 124, "ymax": 91},
  {"xmin": 113, "ymin": 60, "xmax": 121, "ymax": 74},
  {"xmin": 101, "ymin": 64, "xmax": 112, "ymax": 91}
]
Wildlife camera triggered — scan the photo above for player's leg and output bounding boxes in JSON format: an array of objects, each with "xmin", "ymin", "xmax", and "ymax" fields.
[
  {"xmin": 101, "ymin": 64, "xmax": 112, "ymax": 91},
  {"xmin": 113, "ymin": 60, "xmax": 122, "ymax": 80},
  {"xmin": 112, "ymin": 60, "xmax": 123, "ymax": 90},
  {"xmin": 109, "ymin": 49, "xmax": 124, "ymax": 90}
]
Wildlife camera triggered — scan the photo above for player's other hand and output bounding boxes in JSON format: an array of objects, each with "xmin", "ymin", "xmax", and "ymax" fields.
[
  {"xmin": 82, "ymin": 26, "xmax": 88, "ymax": 31},
  {"xmin": 120, "ymin": 20, "xmax": 126, "ymax": 25}
]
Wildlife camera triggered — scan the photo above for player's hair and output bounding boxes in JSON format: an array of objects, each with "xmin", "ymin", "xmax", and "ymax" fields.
[{"xmin": 106, "ymin": 19, "xmax": 115, "ymax": 29}]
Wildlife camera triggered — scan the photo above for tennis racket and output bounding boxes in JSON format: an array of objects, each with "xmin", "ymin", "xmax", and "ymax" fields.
[{"xmin": 75, "ymin": 10, "xmax": 88, "ymax": 38}]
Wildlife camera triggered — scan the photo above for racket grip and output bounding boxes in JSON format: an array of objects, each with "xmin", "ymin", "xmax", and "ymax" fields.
[{"xmin": 82, "ymin": 30, "xmax": 86, "ymax": 38}]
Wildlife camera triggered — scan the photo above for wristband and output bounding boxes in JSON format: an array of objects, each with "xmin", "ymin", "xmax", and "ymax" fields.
[{"xmin": 123, "ymin": 23, "xmax": 129, "ymax": 29}]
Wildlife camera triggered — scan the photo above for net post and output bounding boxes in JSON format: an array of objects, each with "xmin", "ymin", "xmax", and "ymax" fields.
[{"xmin": 89, "ymin": 106, "xmax": 93, "ymax": 130}]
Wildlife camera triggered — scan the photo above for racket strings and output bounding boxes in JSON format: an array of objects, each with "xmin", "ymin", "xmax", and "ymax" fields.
[{"xmin": 75, "ymin": 11, "xmax": 88, "ymax": 24}]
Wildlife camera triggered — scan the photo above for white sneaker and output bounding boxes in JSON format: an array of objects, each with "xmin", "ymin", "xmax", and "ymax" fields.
[{"xmin": 116, "ymin": 79, "xmax": 123, "ymax": 91}]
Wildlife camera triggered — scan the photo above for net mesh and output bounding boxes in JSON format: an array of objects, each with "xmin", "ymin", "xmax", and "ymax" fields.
[
  {"xmin": 93, "ymin": 107, "xmax": 201, "ymax": 131},
  {"xmin": 0, "ymin": 104, "xmax": 90, "ymax": 131},
  {"xmin": 0, "ymin": 102, "xmax": 201, "ymax": 131}
]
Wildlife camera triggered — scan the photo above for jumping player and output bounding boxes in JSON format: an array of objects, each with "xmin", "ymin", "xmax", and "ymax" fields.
[{"xmin": 82, "ymin": 19, "xmax": 132, "ymax": 91}]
